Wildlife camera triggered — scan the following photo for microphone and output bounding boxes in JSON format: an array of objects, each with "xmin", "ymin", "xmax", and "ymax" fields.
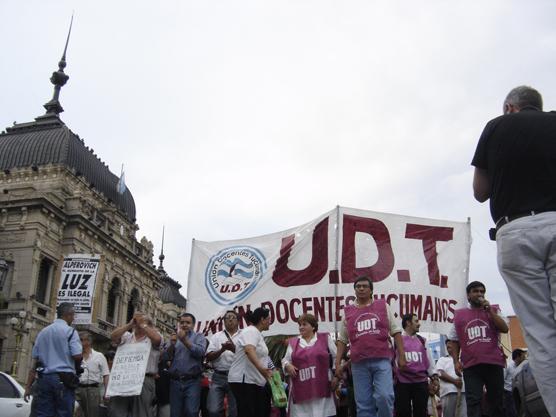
[{"xmin": 478, "ymin": 296, "xmax": 489, "ymax": 310}]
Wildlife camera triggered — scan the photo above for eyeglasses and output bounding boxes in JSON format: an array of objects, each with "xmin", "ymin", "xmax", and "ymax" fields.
[{"xmin": 355, "ymin": 284, "xmax": 371, "ymax": 289}]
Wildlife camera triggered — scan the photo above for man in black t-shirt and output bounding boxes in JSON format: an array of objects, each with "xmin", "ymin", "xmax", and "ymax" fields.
[{"xmin": 471, "ymin": 85, "xmax": 556, "ymax": 417}]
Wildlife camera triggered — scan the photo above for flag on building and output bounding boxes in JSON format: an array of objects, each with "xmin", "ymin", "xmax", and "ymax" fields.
[{"xmin": 117, "ymin": 164, "xmax": 126, "ymax": 194}]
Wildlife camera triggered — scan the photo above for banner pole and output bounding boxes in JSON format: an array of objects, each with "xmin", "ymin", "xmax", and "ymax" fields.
[
  {"xmin": 185, "ymin": 238, "xmax": 196, "ymax": 314},
  {"xmin": 333, "ymin": 205, "xmax": 341, "ymax": 337},
  {"xmin": 466, "ymin": 217, "xmax": 471, "ymax": 286}
]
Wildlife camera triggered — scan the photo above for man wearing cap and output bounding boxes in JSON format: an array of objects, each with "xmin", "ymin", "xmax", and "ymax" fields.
[
  {"xmin": 472, "ymin": 85, "xmax": 556, "ymax": 417},
  {"xmin": 503, "ymin": 348, "xmax": 526, "ymax": 417},
  {"xmin": 448, "ymin": 281, "xmax": 508, "ymax": 417}
]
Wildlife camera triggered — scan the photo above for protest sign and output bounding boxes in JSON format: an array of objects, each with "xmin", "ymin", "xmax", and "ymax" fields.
[
  {"xmin": 188, "ymin": 207, "xmax": 471, "ymax": 335},
  {"xmin": 56, "ymin": 254, "xmax": 101, "ymax": 325},
  {"xmin": 106, "ymin": 341, "xmax": 151, "ymax": 397}
]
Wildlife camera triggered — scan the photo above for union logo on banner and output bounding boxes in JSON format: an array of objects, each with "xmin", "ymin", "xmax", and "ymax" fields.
[{"xmin": 205, "ymin": 246, "xmax": 267, "ymax": 306}]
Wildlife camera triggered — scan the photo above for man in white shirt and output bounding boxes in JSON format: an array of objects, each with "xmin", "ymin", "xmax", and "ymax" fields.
[
  {"xmin": 205, "ymin": 310, "xmax": 241, "ymax": 417},
  {"xmin": 503, "ymin": 348, "xmax": 526, "ymax": 417},
  {"xmin": 434, "ymin": 340, "xmax": 466, "ymax": 417},
  {"xmin": 76, "ymin": 331, "xmax": 110, "ymax": 417}
]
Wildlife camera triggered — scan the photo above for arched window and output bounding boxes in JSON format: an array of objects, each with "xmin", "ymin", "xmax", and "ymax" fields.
[
  {"xmin": 35, "ymin": 258, "xmax": 54, "ymax": 305},
  {"xmin": 126, "ymin": 288, "xmax": 140, "ymax": 323},
  {"xmin": 106, "ymin": 278, "xmax": 121, "ymax": 324}
]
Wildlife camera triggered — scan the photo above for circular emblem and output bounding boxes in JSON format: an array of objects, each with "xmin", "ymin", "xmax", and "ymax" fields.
[{"xmin": 205, "ymin": 246, "xmax": 267, "ymax": 306}]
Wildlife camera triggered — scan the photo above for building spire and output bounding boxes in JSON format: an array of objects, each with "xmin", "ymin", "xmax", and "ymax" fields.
[
  {"xmin": 158, "ymin": 226, "xmax": 166, "ymax": 270},
  {"xmin": 42, "ymin": 14, "xmax": 74, "ymax": 117}
]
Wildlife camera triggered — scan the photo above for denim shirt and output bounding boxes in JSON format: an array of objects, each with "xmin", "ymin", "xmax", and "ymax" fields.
[{"xmin": 169, "ymin": 330, "xmax": 206, "ymax": 376}]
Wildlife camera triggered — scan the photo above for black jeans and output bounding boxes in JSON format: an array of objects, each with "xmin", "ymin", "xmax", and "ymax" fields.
[
  {"xmin": 229, "ymin": 382, "xmax": 269, "ymax": 417},
  {"xmin": 394, "ymin": 382, "xmax": 428, "ymax": 417},
  {"xmin": 462, "ymin": 364, "xmax": 504, "ymax": 417},
  {"xmin": 503, "ymin": 390, "xmax": 517, "ymax": 417}
]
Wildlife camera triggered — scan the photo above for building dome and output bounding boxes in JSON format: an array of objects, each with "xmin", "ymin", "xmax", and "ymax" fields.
[
  {"xmin": 158, "ymin": 262, "xmax": 187, "ymax": 308},
  {"xmin": 0, "ymin": 20, "xmax": 136, "ymax": 222},
  {"xmin": 0, "ymin": 116, "xmax": 136, "ymax": 222}
]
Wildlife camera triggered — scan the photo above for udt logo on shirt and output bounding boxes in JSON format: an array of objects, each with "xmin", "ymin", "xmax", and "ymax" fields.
[
  {"xmin": 464, "ymin": 319, "xmax": 492, "ymax": 345},
  {"xmin": 298, "ymin": 366, "xmax": 317, "ymax": 381},
  {"xmin": 355, "ymin": 313, "xmax": 381, "ymax": 338},
  {"xmin": 404, "ymin": 351, "xmax": 424, "ymax": 363}
]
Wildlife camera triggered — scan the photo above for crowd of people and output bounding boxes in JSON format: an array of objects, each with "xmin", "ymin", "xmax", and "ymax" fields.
[
  {"xmin": 25, "ymin": 83, "xmax": 556, "ymax": 417},
  {"xmin": 27, "ymin": 273, "xmax": 527, "ymax": 417}
]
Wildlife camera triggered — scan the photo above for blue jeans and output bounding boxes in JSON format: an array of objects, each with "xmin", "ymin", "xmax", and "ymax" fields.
[
  {"xmin": 351, "ymin": 358, "xmax": 394, "ymax": 417},
  {"xmin": 169, "ymin": 377, "xmax": 201, "ymax": 417},
  {"xmin": 36, "ymin": 373, "xmax": 75, "ymax": 417},
  {"xmin": 207, "ymin": 372, "xmax": 237, "ymax": 417}
]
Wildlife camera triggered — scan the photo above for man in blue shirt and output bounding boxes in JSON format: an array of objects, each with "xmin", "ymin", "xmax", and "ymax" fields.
[
  {"xmin": 169, "ymin": 312, "xmax": 206, "ymax": 417},
  {"xmin": 32, "ymin": 302, "xmax": 83, "ymax": 417}
]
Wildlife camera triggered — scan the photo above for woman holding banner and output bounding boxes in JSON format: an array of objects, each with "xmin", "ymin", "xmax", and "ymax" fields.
[
  {"xmin": 282, "ymin": 313, "xmax": 337, "ymax": 417},
  {"xmin": 228, "ymin": 307, "xmax": 273, "ymax": 417}
]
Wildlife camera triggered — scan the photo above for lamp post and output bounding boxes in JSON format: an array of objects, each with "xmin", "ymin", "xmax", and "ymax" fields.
[{"xmin": 8, "ymin": 311, "xmax": 33, "ymax": 378}]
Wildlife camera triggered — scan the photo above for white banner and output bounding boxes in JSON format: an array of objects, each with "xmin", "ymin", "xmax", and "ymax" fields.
[
  {"xmin": 187, "ymin": 207, "xmax": 470, "ymax": 336},
  {"xmin": 105, "ymin": 341, "xmax": 151, "ymax": 397},
  {"xmin": 56, "ymin": 254, "xmax": 101, "ymax": 325}
]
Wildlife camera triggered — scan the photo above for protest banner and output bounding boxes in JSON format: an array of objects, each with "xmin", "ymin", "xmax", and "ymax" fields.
[
  {"xmin": 56, "ymin": 254, "xmax": 101, "ymax": 325},
  {"xmin": 106, "ymin": 341, "xmax": 151, "ymax": 397},
  {"xmin": 187, "ymin": 207, "xmax": 471, "ymax": 336}
]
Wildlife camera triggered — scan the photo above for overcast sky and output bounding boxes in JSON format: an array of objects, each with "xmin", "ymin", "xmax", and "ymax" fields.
[{"xmin": 2, "ymin": 1, "xmax": 556, "ymax": 315}]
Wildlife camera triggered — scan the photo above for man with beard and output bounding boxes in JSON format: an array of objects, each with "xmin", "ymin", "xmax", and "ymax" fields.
[{"xmin": 395, "ymin": 314, "xmax": 436, "ymax": 417}]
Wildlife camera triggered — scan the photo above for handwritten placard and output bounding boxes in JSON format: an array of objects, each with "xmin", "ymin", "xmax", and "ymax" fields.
[{"xmin": 106, "ymin": 341, "xmax": 151, "ymax": 397}]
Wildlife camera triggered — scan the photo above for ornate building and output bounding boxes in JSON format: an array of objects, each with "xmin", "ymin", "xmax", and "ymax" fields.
[{"xmin": 0, "ymin": 30, "xmax": 186, "ymax": 382}]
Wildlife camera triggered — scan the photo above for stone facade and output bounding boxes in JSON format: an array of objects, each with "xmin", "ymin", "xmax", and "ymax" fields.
[
  {"xmin": 0, "ymin": 58, "xmax": 188, "ymax": 383},
  {"xmin": 0, "ymin": 35, "xmax": 188, "ymax": 382},
  {"xmin": 0, "ymin": 160, "xmax": 183, "ymax": 382}
]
